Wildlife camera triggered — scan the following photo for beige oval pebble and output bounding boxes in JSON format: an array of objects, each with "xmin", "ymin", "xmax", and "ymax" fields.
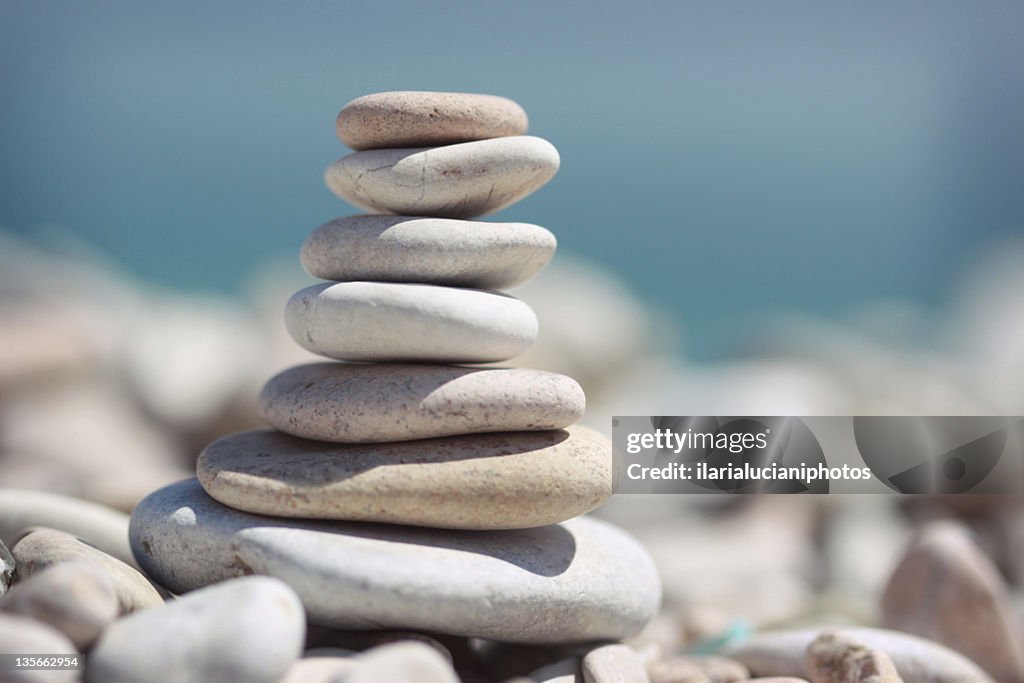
[
  {"xmin": 324, "ymin": 136, "xmax": 559, "ymax": 218},
  {"xmin": 259, "ymin": 363, "xmax": 585, "ymax": 443},
  {"xmin": 301, "ymin": 215, "xmax": 556, "ymax": 289},
  {"xmin": 198, "ymin": 427, "xmax": 610, "ymax": 530},
  {"xmin": 284, "ymin": 282, "xmax": 537, "ymax": 362},
  {"xmin": 0, "ymin": 489, "xmax": 136, "ymax": 568},
  {"xmin": 336, "ymin": 91, "xmax": 528, "ymax": 150},
  {"xmin": 0, "ymin": 562, "xmax": 119, "ymax": 649},
  {"xmin": 12, "ymin": 528, "xmax": 163, "ymax": 612}
]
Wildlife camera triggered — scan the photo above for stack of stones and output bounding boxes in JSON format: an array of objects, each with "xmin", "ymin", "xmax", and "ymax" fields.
[{"xmin": 130, "ymin": 92, "xmax": 660, "ymax": 647}]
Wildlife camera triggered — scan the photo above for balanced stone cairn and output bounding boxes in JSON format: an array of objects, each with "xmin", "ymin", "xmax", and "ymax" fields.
[{"xmin": 129, "ymin": 92, "xmax": 661, "ymax": 651}]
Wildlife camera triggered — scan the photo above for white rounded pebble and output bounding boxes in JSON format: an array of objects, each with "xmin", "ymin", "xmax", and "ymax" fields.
[
  {"xmin": 301, "ymin": 215, "xmax": 556, "ymax": 289},
  {"xmin": 284, "ymin": 281, "xmax": 537, "ymax": 362},
  {"xmin": 85, "ymin": 576, "xmax": 304, "ymax": 683},
  {"xmin": 324, "ymin": 136, "xmax": 559, "ymax": 218}
]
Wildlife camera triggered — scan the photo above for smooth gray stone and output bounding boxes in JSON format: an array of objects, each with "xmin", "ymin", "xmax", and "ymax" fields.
[
  {"xmin": 336, "ymin": 91, "xmax": 528, "ymax": 150},
  {"xmin": 0, "ymin": 613, "xmax": 78, "ymax": 683},
  {"xmin": 725, "ymin": 628, "xmax": 995, "ymax": 683},
  {"xmin": 259, "ymin": 362, "xmax": 584, "ymax": 443},
  {"xmin": 284, "ymin": 281, "xmax": 537, "ymax": 363},
  {"xmin": 0, "ymin": 489, "xmax": 136, "ymax": 568},
  {"xmin": 301, "ymin": 215, "xmax": 556, "ymax": 289},
  {"xmin": 0, "ymin": 562, "xmax": 119, "ymax": 649},
  {"xmin": 130, "ymin": 480, "xmax": 661, "ymax": 644},
  {"xmin": 13, "ymin": 528, "xmax": 163, "ymax": 612},
  {"xmin": 197, "ymin": 427, "xmax": 611, "ymax": 530},
  {"xmin": 324, "ymin": 136, "xmax": 559, "ymax": 218},
  {"xmin": 85, "ymin": 576, "xmax": 304, "ymax": 683}
]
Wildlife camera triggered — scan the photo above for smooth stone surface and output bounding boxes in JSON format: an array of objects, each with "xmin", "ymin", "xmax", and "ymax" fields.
[
  {"xmin": 647, "ymin": 655, "xmax": 750, "ymax": 683},
  {"xmin": 13, "ymin": 528, "xmax": 163, "ymax": 612},
  {"xmin": 325, "ymin": 136, "xmax": 559, "ymax": 218},
  {"xmin": 647, "ymin": 657, "xmax": 707, "ymax": 683},
  {"xmin": 284, "ymin": 281, "xmax": 537, "ymax": 362},
  {"xmin": 198, "ymin": 426, "xmax": 611, "ymax": 529},
  {"xmin": 259, "ymin": 363, "xmax": 584, "ymax": 443},
  {"xmin": 336, "ymin": 91, "xmax": 528, "ymax": 150},
  {"xmin": 881, "ymin": 521, "xmax": 1024, "ymax": 683},
  {"xmin": 582, "ymin": 644, "xmax": 648, "ymax": 683},
  {"xmin": 0, "ymin": 538, "xmax": 12, "ymax": 596},
  {"xmin": 806, "ymin": 632, "xmax": 903, "ymax": 683},
  {"xmin": 0, "ymin": 562, "xmax": 118, "ymax": 649},
  {"xmin": 279, "ymin": 656, "xmax": 357, "ymax": 683},
  {"xmin": 725, "ymin": 628, "xmax": 995, "ymax": 683},
  {"xmin": 0, "ymin": 489, "xmax": 136, "ymax": 568},
  {"xmin": 301, "ymin": 215, "xmax": 556, "ymax": 289},
  {"xmin": 0, "ymin": 613, "xmax": 77, "ymax": 683},
  {"xmin": 86, "ymin": 576, "xmax": 304, "ymax": 683},
  {"xmin": 304, "ymin": 630, "xmax": 452, "ymax": 664},
  {"xmin": 130, "ymin": 479, "xmax": 661, "ymax": 643},
  {"xmin": 341, "ymin": 642, "xmax": 460, "ymax": 683}
]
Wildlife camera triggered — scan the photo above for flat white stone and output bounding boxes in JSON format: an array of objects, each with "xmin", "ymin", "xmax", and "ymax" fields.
[
  {"xmin": 130, "ymin": 479, "xmax": 661, "ymax": 644},
  {"xmin": 197, "ymin": 426, "xmax": 611, "ymax": 529},
  {"xmin": 259, "ymin": 363, "xmax": 584, "ymax": 443},
  {"xmin": 324, "ymin": 136, "xmax": 559, "ymax": 218},
  {"xmin": 725, "ymin": 628, "xmax": 995, "ymax": 683},
  {"xmin": 284, "ymin": 282, "xmax": 537, "ymax": 363},
  {"xmin": 301, "ymin": 215, "xmax": 556, "ymax": 289},
  {"xmin": 85, "ymin": 576, "xmax": 304, "ymax": 683}
]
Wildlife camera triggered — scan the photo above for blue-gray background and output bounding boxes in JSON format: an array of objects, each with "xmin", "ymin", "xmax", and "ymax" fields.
[{"xmin": 2, "ymin": 1, "xmax": 1022, "ymax": 359}]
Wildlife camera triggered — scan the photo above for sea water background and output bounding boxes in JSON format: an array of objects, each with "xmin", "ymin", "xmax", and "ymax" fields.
[{"xmin": 2, "ymin": 1, "xmax": 1023, "ymax": 360}]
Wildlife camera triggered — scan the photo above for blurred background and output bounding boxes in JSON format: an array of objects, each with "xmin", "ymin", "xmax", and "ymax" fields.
[{"xmin": 2, "ymin": 1, "xmax": 1024, "ymax": 664}]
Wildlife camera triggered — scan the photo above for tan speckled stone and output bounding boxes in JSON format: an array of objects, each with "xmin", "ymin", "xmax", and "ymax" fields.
[
  {"xmin": 259, "ymin": 363, "xmax": 584, "ymax": 443},
  {"xmin": 806, "ymin": 632, "xmax": 903, "ymax": 683},
  {"xmin": 336, "ymin": 91, "xmax": 528, "ymax": 150},
  {"xmin": 324, "ymin": 136, "xmax": 559, "ymax": 218},
  {"xmin": 197, "ymin": 426, "xmax": 611, "ymax": 530},
  {"xmin": 284, "ymin": 281, "xmax": 537, "ymax": 363},
  {"xmin": 301, "ymin": 215, "xmax": 556, "ymax": 289},
  {"xmin": 12, "ymin": 528, "xmax": 164, "ymax": 613}
]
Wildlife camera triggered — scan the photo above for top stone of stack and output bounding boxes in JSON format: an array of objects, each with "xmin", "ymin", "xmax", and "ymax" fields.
[
  {"xmin": 327, "ymin": 91, "xmax": 559, "ymax": 219},
  {"xmin": 336, "ymin": 91, "xmax": 529, "ymax": 150}
]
